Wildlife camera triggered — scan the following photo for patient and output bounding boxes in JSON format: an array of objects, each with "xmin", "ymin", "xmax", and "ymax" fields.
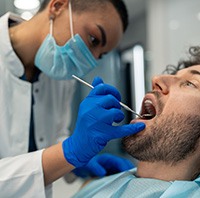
[{"xmin": 73, "ymin": 46, "xmax": 200, "ymax": 198}]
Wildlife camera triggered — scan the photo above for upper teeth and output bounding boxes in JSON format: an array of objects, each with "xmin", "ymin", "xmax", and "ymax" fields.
[
  {"xmin": 144, "ymin": 99, "xmax": 155, "ymax": 115},
  {"xmin": 144, "ymin": 99, "xmax": 153, "ymax": 105}
]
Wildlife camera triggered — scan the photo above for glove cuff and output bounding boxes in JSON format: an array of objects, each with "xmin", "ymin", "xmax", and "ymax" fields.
[{"xmin": 62, "ymin": 137, "xmax": 87, "ymax": 168}]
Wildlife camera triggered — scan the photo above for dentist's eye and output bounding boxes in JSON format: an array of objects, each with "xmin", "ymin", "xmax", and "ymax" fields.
[{"xmin": 89, "ymin": 35, "xmax": 100, "ymax": 47}]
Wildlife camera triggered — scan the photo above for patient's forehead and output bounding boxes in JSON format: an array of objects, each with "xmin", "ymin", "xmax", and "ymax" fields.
[{"xmin": 176, "ymin": 65, "xmax": 200, "ymax": 75}]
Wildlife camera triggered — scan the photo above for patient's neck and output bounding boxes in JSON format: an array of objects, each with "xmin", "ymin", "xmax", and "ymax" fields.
[{"xmin": 136, "ymin": 159, "xmax": 199, "ymax": 181}]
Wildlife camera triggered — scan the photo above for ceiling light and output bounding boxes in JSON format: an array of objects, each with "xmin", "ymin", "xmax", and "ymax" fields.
[{"xmin": 14, "ymin": 0, "xmax": 40, "ymax": 10}]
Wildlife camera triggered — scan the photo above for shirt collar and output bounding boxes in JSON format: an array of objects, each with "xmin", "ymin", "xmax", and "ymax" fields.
[
  {"xmin": 194, "ymin": 175, "xmax": 200, "ymax": 183},
  {"xmin": 0, "ymin": 12, "xmax": 25, "ymax": 78}
]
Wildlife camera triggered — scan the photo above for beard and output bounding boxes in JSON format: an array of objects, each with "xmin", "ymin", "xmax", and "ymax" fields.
[{"xmin": 122, "ymin": 113, "xmax": 200, "ymax": 164}]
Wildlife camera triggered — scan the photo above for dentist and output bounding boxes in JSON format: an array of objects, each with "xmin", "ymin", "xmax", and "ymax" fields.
[{"xmin": 0, "ymin": 0, "xmax": 145, "ymax": 197}]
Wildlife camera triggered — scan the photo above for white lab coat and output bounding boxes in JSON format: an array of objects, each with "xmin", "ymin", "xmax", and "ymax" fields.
[{"xmin": 0, "ymin": 12, "xmax": 76, "ymax": 197}]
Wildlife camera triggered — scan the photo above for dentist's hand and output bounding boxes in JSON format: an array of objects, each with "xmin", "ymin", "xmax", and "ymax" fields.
[
  {"xmin": 62, "ymin": 77, "xmax": 145, "ymax": 167},
  {"xmin": 73, "ymin": 153, "xmax": 134, "ymax": 178}
]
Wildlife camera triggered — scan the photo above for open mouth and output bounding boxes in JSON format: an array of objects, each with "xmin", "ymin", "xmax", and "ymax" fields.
[{"xmin": 140, "ymin": 99, "xmax": 156, "ymax": 120}]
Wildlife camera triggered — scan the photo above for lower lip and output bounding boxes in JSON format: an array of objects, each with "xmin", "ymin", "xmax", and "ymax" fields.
[
  {"xmin": 130, "ymin": 116, "xmax": 155, "ymax": 124},
  {"xmin": 130, "ymin": 118, "xmax": 145, "ymax": 124}
]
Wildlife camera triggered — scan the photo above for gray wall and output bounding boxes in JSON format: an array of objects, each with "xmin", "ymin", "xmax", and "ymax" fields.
[
  {"xmin": 0, "ymin": 0, "xmax": 14, "ymax": 16},
  {"xmin": 147, "ymin": 0, "xmax": 200, "ymax": 82}
]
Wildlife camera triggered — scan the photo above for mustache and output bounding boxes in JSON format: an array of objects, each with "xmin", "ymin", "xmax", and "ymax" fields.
[{"xmin": 146, "ymin": 90, "xmax": 162, "ymax": 99}]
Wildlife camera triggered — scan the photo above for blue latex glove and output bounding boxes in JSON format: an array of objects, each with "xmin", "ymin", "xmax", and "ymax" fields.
[
  {"xmin": 62, "ymin": 77, "xmax": 145, "ymax": 167},
  {"xmin": 73, "ymin": 153, "xmax": 134, "ymax": 178}
]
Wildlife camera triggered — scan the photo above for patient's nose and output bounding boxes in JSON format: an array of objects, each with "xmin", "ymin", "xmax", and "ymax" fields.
[{"xmin": 152, "ymin": 75, "xmax": 171, "ymax": 94}]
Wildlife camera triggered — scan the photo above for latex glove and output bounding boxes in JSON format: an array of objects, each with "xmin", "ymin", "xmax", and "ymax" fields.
[
  {"xmin": 62, "ymin": 77, "xmax": 145, "ymax": 167},
  {"xmin": 73, "ymin": 153, "xmax": 134, "ymax": 178}
]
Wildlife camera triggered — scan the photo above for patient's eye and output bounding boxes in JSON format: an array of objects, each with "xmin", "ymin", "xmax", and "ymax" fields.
[{"xmin": 182, "ymin": 81, "xmax": 197, "ymax": 88}]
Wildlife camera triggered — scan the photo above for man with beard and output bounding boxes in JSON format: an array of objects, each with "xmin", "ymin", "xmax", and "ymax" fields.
[{"xmin": 72, "ymin": 46, "xmax": 200, "ymax": 198}]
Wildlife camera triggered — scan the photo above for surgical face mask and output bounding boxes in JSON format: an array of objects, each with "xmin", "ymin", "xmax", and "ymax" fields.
[{"xmin": 34, "ymin": 1, "xmax": 97, "ymax": 80}]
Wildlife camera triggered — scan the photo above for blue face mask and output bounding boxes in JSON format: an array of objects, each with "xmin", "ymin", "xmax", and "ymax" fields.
[
  {"xmin": 34, "ymin": 2, "xmax": 97, "ymax": 80},
  {"xmin": 34, "ymin": 34, "xmax": 97, "ymax": 80}
]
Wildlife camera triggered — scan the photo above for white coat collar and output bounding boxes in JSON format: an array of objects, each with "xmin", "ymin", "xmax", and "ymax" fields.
[{"xmin": 0, "ymin": 12, "xmax": 25, "ymax": 77}]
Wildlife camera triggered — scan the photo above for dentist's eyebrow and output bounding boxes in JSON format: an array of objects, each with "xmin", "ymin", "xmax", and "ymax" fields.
[{"xmin": 97, "ymin": 25, "xmax": 107, "ymax": 47}]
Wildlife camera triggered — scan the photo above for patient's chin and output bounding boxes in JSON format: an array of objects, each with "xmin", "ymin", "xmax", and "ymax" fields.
[{"xmin": 121, "ymin": 128, "xmax": 162, "ymax": 162}]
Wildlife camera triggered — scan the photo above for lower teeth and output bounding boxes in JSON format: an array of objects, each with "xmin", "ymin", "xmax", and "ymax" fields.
[{"xmin": 142, "ymin": 114, "xmax": 153, "ymax": 118}]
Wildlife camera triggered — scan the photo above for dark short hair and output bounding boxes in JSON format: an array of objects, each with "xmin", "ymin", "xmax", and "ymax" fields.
[
  {"xmin": 164, "ymin": 46, "xmax": 200, "ymax": 74},
  {"xmin": 38, "ymin": 0, "xmax": 128, "ymax": 32}
]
